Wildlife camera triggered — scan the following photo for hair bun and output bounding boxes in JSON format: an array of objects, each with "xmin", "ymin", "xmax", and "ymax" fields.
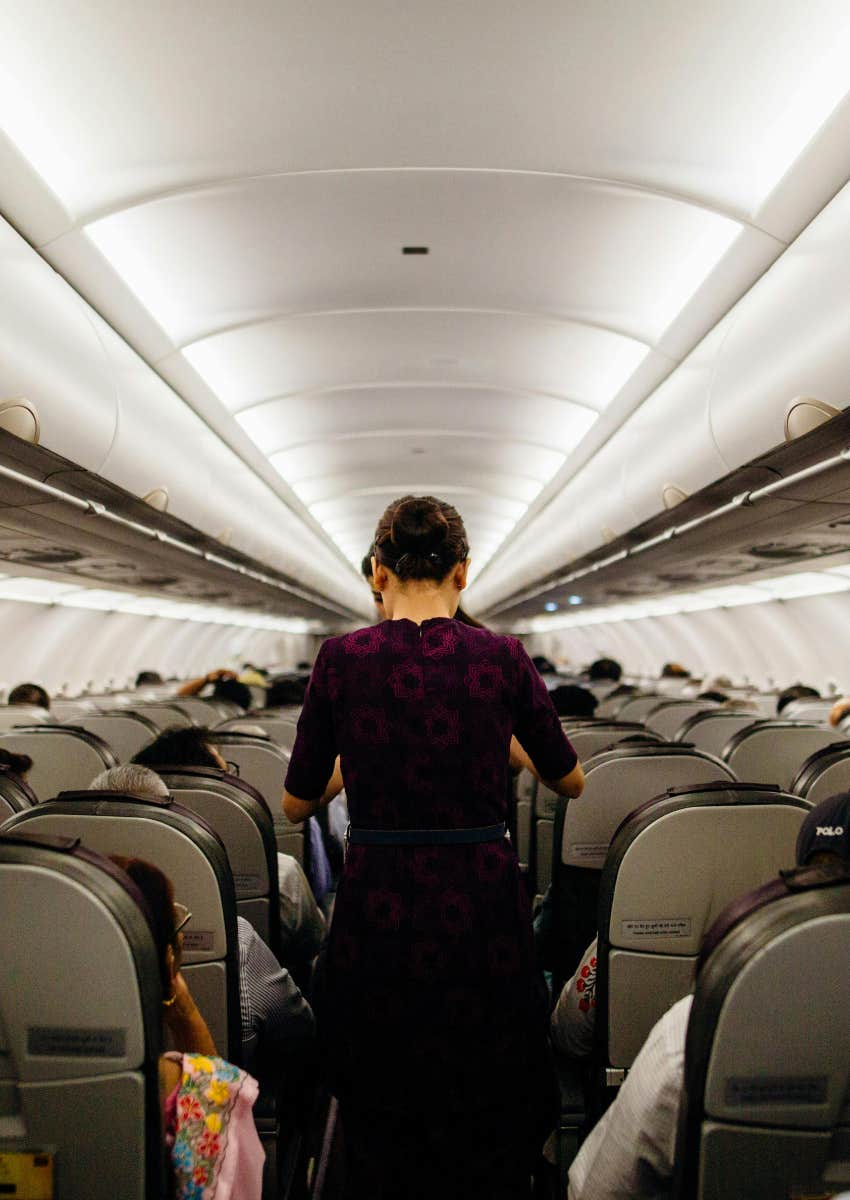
[{"xmin": 389, "ymin": 496, "xmax": 449, "ymax": 554}]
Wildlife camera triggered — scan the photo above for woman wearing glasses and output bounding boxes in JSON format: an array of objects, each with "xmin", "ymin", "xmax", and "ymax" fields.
[
  {"xmin": 109, "ymin": 855, "xmax": 265, "ymax": 1200},
  {"xmin": 284, "ymin": 495, "xmax": 585, "ymax": 1200}
]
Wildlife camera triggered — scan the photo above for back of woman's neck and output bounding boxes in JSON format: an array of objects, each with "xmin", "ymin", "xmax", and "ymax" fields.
[{"xmin": 390, "ymin": 596, "xmax": 453, "ymax": 625}]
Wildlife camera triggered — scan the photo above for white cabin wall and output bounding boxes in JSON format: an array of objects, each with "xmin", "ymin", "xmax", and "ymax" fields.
[
  {"xmin": 0, "ymin": 599, "xmax": 313, "ymax": 697},
  {"xmin": 522, "ymin": 590, "xmax": 850, "ymax": 693}
]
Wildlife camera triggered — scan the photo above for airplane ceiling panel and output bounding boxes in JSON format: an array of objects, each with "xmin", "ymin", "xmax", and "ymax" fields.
[{"xmin": 1, "ymin": 2, "xmax": 850, "ymax": 612}]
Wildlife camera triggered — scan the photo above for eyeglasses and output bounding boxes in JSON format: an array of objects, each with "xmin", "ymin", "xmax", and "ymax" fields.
[
  {"xmin": 173, "ymin": 902, "xmax": 192, "ymax": 935},
  {"xmin": 225, "ymin": 760, "xmax": 240, "ymax": 777}
]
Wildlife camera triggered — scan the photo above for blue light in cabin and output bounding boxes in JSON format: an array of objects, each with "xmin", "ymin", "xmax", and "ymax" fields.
[
  {"xmin": 544, "ymin": 601, "xmax": 559, "ymax": 612},
  {"xmin": 568, "ymin": 595, "xmax": 583, "ymax": 605}
]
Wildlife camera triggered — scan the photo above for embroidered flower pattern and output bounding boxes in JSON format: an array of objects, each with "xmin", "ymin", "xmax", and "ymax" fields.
[
  {"xmin": 421, "ymin": 623, "xmax": 457, "ymax": 658},
  {"xmin": 575, "ymin": 954, "xmax": 597, "ymax": 1013},
  {"xmin": 389, "ymin": 661, "xmax": 426, "ymax": 700},
  {"xmin": 171, "ymin": 1054, "xmax": 246, "ymax": 1199},
  {"xmin": 424, "ymin": 703, "xmax": 461, "ymax": 749},
  {"xmin": 342, "ymin": 626, "xmax": 384, "ymax": 657},
  {"xmin": 464, "ymin": 663, "xmax": 504, "ymax": 700},
  {"xmin": 365, "ymin": 888, "xmax": 405, "ymax": 932}
]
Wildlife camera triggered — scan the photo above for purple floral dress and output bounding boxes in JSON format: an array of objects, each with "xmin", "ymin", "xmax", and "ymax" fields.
[{"xmin": 285, "ymin": 618, "xmax": 577, "ymax": 1193}]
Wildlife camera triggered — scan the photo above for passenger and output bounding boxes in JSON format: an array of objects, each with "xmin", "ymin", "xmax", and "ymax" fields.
[
  {"xmin": 91, "ymin": 764, "xmax": 315, "ymax": 1075},
  {"xmin": 283, "ymin": 493, "xmax": 584, "ymax": 1200},
  {"xmin": 587, "ymin": 658, "xmax": 622, "ymax": 683},
  {"xmin": 132, "ymin": 731, "xmax": 326, "ymax": 967},
  {"xmin": 265, "ymin": 676, "xmax": 307, "ymax": 708},
  {"xmin": 776, "ymin": 683, "xmax": 820, "ymax": 714},
  {"xmin": 830, "ymin": 695, "xmax": 850, "ymax": 726},
  {"xmin": 531, "ymin": 653, "xmax": 558, "ymax": 675},
  {"xmin": 0, "ymin": 747, "xmax": 33, "ymax": 780},
  {"xmin": 177, "ymin": 669, "xmax": 252, "ymax": 711},
  {"xmin": 238, "ymin": 664, "xmax": 269, "ymax": 688},
  {"xmin": 135, "ymin": 670, "xmax": 163, "ymax": 687},
  {"xmin": 696, "ymin": 689, "xmax": 728, "ymax": 703},
  {"xmin": 660, "ymin": 662, "xmax": 690, "ymax": 678},
  {"xmin": 550, "ymin": 684, "xmax": 598, "ymax": 718},
  {"xmin": 7, "ymin": 682, "xmax": 50, "ymax": 710},
  {"xmin": 563, "ymin": 792, "xmax": 850, "ymax": 1200},
  {"xmin": 109, "ymin": 854, "xmax": 264, "ymax": 1200}
]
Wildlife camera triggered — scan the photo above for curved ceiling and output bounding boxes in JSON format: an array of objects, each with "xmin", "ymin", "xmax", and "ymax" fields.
[{"xmin": 1, "ymin": 1, "xmax": 850, "ymax": 607}]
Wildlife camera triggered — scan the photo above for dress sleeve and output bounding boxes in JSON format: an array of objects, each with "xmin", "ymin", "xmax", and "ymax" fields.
[
  {"xmin": 509, "ymin": 640, "xmax": 578, "ymax": 781},
  {"xmin": 284, "ymin": 642, "xmax": 337, "ymax": 800}
]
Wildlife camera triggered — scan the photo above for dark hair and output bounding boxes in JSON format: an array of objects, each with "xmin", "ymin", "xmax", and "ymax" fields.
[
  {"xmin": 373, "ymin": 495, "xmax": 469, "ymax": 583},
  {"xmin": 360, "ymin": 552, "xmax": 374, "ymax": 582},
  {"xmin": 133, "ymin": 725, "xmax": 221, "ymax": 770},
  {"xmin": 777, "ymin": 684, "xmax": 821, "ymax": 715},
  {"xmin": 266, "ymin": 678, "xmax": 307, "ymax": 708},
  {"xmin": 213, "ymin": 677, "xmax": 252, "ymax": 710},
  {"xmin": 697, "ymin": 690, "xmax": 728, "ymax": 704},
  {"xmin": 531, "ymin": 655, "xmax": 557, "ymax": 675},
  {"xmin": 8, "ymin": 682, "xmax": 49, "ymax": 710},
  {"xmin": 454, "ymin": 607, "xmax": 486, "ymax": 629},
  {"xmin": 135, "ymin": 670, "xmax": 163, "ymax": 687},
  {"xmin": 550, "ymin": 685, "xmax": 598, "ymax": 718},
  {"xmin": 109, "ymin": 855, "xmax": 176, "ymax": 994},
  {"xmin": 0, "ymin": 747, "xmax": 33, "ymax": 776},
  {"xmin": 661, "ymin": 662, "xmax": 690, "ymax": 678},
  {"xmin": 588, "ymin": 658, "xmax": 622, "ymax": 682}
]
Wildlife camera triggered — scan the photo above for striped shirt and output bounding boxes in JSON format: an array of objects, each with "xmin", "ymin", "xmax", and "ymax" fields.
[
  {"xmin": 568, "ymin": 994, "xmax": 692, "ymax": 1200},
  {"xmin": 237, "ymin": 917, "xmax": 315, "ymax": 1073}
]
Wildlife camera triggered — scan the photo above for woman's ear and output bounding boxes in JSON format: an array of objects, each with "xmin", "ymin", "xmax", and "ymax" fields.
[
  {"xmin": 373, "ymin": 560, "xmax": 390, "ymax": 591},
  {"xmin": 454, "ymin": 560, "xmax": 469, "ymax": 591}
]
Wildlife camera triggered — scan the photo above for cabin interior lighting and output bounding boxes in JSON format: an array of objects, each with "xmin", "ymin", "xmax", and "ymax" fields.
[
  {"xmin": 0, "ymin": 573, "xmax": 315, "ymax": 632},
  {"xmin": 544, "ymin": 601, "xmax": 559, "ymax": 612},
  {"xmin": 515, "ymin": 566, "xmax": 850, "ymax": 633}
]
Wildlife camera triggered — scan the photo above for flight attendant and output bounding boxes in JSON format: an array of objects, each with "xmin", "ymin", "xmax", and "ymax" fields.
[{"xmin": 284, "ymin": 494, "xmax": 584, "ymax": 1199}]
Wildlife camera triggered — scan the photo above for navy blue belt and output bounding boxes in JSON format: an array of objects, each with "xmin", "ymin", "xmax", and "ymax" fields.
[{"xmin": 347, "ymin": 822, "xmax": 506, "ymax": 846}]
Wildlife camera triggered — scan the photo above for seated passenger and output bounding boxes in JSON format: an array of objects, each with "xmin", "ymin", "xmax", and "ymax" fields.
[
  {"xmin": 133, "ymin": 731, "xmax": 327, "ymax": 966},
  {"xmin": 110, "ymin": 854, "xmax": 264, "ymax": 1200},
  {"xmin": 830, "ymin": 695, "xmax": 850, "ymax": 726},
  {"xmin": 587, "ymin": 658, "xmax": 622, "ymax": 683},
  {"xmin": 696, "ymin": 689, "xmax": 728, "ymax": 703},
  {"xmin": 660, "ymin": 662, "xmax": 690, "ymax": 678},
  {"xmin": 91, "ymin": 764, "xmax": 315, "ymax": 1074},
  {"xmin": 135, "ymin": 670, "xmax": 163, "ymax": 687},
  {"xmin": 0, "ymin": 747, "xmax": 33, "ymax": 781},
  {"xmin": 178, "ymin": 669, "xmax": 252, "ymax": 711},
  {"xmin": 564, "ymin": 792, "xmax": 850, "ymax": 1199},
  {"xmin": 8, "ymin": 682, "xmax": 50, "ymax": 710},
  {"xmin": 550, "ymin": 684, "xmax": 598, "ymax": 718},
  {"xmin": 266, "ymin": 676, "xmax": 307, "ymax": 707},
  {"xmin": 776, "ymin": 682, "xmax": 820, "ymax": 714}
]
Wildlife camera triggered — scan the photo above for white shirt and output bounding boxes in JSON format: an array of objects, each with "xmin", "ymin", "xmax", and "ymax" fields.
[
  {"xmin": 568, "ymin": 994, "xmax": 692, "ymax": 1200},
  {"xmin": 276, "ymin": 852, "xmax": 326, "ymax": 964},
  {"xmin": 551, "ymin": 935, "xmax": 598, "ymax": 1059}
]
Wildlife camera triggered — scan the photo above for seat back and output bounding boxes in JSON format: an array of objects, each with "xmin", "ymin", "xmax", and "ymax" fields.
[
  {"xmin": 157, "ymin": 766, "xmax": 282, "ymax": 957},
  {"xmin": 779, "ymin": 697, "xmax": 834, "ymax": 723},
  {"xmin": 209, "ymin": 732, "xmax": 303, "ymax": 863},
  {"xmin": 645, "ymin": 700, "xmax": 719, "ymax": 741},
  {"xmin": 217, "ymin": 714, "xmax": 299, "ymax": 751},
  {"xmin": 0, "ymin": 706, "xmax": 53, "ymax": 730},
  {"xmin": 2, "ymin": 793, "xmax": 241, "ymax": 1061},
  {"xmin": 790, "ymin": 741, "xmax": 850, "ymax": 804},
  {"xmin": 0, "ymin": 764, "xmax": 38, "ymax": 822},
  {"xmin": 550, "ymin": 746, "xmax": 736, "ymax": 993},
  {"xmin": 562, "ymin": 722, "xmax": 665, "ymax": 761},
  {"xmin": 0, "ymin": 830, "xmax": 164, "ymax": 1200},
  {"xmin": 596, "ymin": 784, "xmax": 810, "ymax": 1072},
  {"xmin": 0, "ymin": 726, "xmax": 117, "ymax": 800},
  {"xmin": 674, "ymin": 867, "xmax": 850, "ymax": 1199},
  {"xmin": 723, "ymin": 721, "xmax": 847, "ymax": 789},
  {"xmin": 120, "ymin": 702, "xmax": 194, "ymax": 729},
  {"xmin": 169, "ymin": 696, "xmax": 232, "ymax": 724},
  {"xmin": 68, "ymin": 711, "xmax": 160, "ymax": 763},
  {"xmin": 674, "ymin": 710, "xmax": 765, "ymax": 758},
  {"xmin": 615, "ymin": 694, "xmax": 663, "ymax": 722}
]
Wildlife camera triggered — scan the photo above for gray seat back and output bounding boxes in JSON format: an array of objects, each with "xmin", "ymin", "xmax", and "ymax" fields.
[
  {"xmin": 217, "ymin": 714, "xmax": 299, "ymax": 751},
  {"xmin": 674, "ymin": 711, "xmax": 766, "ymax": 757},
  {"xmin": 0, "ymin": 765, "xmax": 38, "ymax": 822},
  {"xmin": 0, "ymin": 726, "xmax": 117, "ymax": 801},
  {"xmin": 645, "ymin": 700, "xmax": 719, "ymax": 741},
  {"xmin": 675, "ymin": 868, "xmax": 850, "ymax": 1199},
  {"xmin": 723, "ymin": 721, "xmax": 847, "ymax": 789},
  {"xmin": 615, "ymin": 694, "xmax": 663, "ymax": 722},
  {"xmin": 120, "ymin": 702, "xmax": 194, "ymax": 729},
  {"xmin": 596, "ymin": 784, "xmax": 810, "ymax": 1070},
  {"xmin": 169, "ymin": 697, "xmax": 230, "ymax": 724},
  {"xmin": 0, "ymin": 706, "xmax": 53, "ymax": 730},
  {"xmin": 0, "ymin": 830, "xmax": 164, "ymax": 1200},
  {"xmin": 2, "ymin": 793, "xmax": 241, "ymax": 1062},
  {"xmin": 157, "ymin": 766, "xmax": 282, "ymax": 957},
  {"xmin": 779, "ymin": 698, "xmax": 833, "ymax": 723},
  {"xmin": 561, "ymin": 722, "xmax": 665, "ymax": 762},
  {"xmin": 69, "ymin": 712, "xmax": 160, "ymax": 763},
  {"xmin": 209, "ymin": 732, "xmax": 302, "ymax": 863},
  {"xmin": 561, "ymin": 746, "xmax": 737, "ymax": 871},
  {"xmin": 790, "ymin": 741, "xmax": 850, "ymax": 805}
]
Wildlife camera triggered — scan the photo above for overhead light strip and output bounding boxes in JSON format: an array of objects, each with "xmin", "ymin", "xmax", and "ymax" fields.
[
  {"xmin": 0, "ymin": 463, "xmax": 355, "ymax": 620},
  {"xmin": 485, "ymin": 444, "xmax": 850, "ymax": 617}
]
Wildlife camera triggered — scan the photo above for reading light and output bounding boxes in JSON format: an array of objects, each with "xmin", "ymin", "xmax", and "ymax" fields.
[
  {"xmin": 544, "ymin": 601, "xmax": 559, "ymax": 612},
  {"xmin": 568, "ymin": 595, "xmax": 583, "ymax": 605}
]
